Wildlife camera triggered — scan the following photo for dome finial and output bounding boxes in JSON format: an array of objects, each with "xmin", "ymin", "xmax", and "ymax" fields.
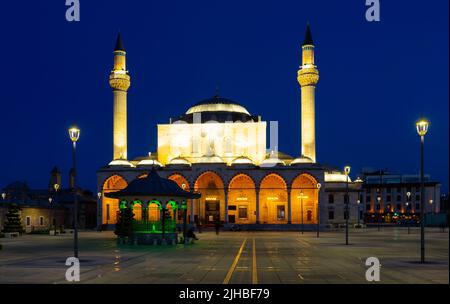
[{"xmin": 214, "ymin": 85, "xmax": 220, "ymax": 98}]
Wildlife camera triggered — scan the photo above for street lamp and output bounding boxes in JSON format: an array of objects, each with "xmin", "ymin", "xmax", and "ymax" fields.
[
  {"xmin": 97, "ymin": 192, "xmax": 102, "ymax": 231},
  {"xmin": 344, "ymin": 166, "xmax": 350, "ymax": 245},
  {"xmin": 297, "ymin": 192, "xmax": 308, "ymax": 235},
  {"xmin": 377, "ymin": 196, "xmax": 381, "ymax": 231},
  {"xmin": 316, "ymin": 183, "xmax": 321, "ymax": 238},
  {"xmin": 53, "ymin": 183, "xmax": 59, "ymax": 235},
  {"xmin": 416, "ymin": 118, "xmax": 429, "ymax": 263},
  {"xmin": 406, "ymin": 191, "xmax": 411, "ymax": 234},
  {"xmin": 68, "ymin": 125, "xmax": 80, "ymax": 258},
  {"xmin": 357, "ymin": 199, "xmax": 361, "ymax": 226},
  {"xmin": 1, "ymin": 192, "xmax": 6, "ymax": 201}
]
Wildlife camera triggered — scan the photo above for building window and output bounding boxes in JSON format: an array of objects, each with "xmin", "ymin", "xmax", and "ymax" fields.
[
  {"xmin": 328, "ymin": 211, "xmax": 334, "ymax": 220},
  {"xmin": 26, "ymin": 216, "xmax": 31, "ymax": 226},
  {"xmin": 39, "ymin": 216, "xmax": 44, "ymax": 226},
  {"xmin": 277, "ymin": 205, "xmax": 285, "ymax": 221},
  {"xmin": 366, "ymin": 204, "xmax": 371, "ymax": 211},
  {"xmin": 238, "ymin": 206, "xmax": 248, "ymax": 219},
  {"xmin": 386, "ymin": 195, "xmax": 391, "ymax": 202},
  {"xmin": 396, "ymin": 195, "xmax": 401, "ymax": 202},
  {"xmin": 415, "ymin": 195, "xmax": 420, "ymax": 201},
  {"xmin": 328, "ymin": 194, "xmax": 334, "ymax": 204}
]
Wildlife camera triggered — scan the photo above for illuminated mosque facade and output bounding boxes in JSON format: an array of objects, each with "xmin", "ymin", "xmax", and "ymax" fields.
[{"xmin": 97, "ymin": 26, "xmax": 363, "ymax": 229}]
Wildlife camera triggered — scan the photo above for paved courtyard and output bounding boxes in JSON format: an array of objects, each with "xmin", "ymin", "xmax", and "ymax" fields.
[{"xmin": 0, "ymin": 228, "xmax": 448, "ymax": 284}]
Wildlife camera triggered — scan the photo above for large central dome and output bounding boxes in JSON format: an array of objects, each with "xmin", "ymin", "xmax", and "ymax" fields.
[
  {"xmin": 171, "ymin": 95, "xmax": 258, "ymax": 123},
  {"xmin": 186, "ymin": 95, "xmax": 250, "ymax": 115}
]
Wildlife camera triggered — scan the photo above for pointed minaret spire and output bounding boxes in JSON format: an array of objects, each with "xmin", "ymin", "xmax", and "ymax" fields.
[
  {"xmin": 302, "ymin": 23, "xmax": 314, "ymax": 46},
  {"xmin": 114, "ymin": 32, "xmax": 125, "ymax": 52}
]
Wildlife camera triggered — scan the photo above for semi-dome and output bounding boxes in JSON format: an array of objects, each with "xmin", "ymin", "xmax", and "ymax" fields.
[
  {"xmin": 230, "ymin": 156, "xmax": 255, "ymax": 166},
  {"xmin": 290, "ymin": 156, "xmax": 313, "ymax": 165},
  {"xmin": 167, "ymin": 157, "xmax": 191, "ymax": 166}
]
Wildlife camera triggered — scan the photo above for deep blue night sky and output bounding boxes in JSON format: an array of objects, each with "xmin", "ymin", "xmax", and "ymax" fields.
[{"xmin": 1, "ymin": 1, "xmax": 448, "ymax": 193}]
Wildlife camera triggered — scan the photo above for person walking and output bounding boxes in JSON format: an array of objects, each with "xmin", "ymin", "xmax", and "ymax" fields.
[{"xmin": 215, "ymin": 220, "xmax": 220, "ymax": 235}]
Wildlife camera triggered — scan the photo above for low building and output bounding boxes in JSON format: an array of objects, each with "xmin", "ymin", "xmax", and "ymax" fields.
[
  {"xmin": 359, "ymin": 170, "xmax": 441, "ymax": 224},
  {"xmin": 0, "ymin": 168, "xmax": 97, "ymax": 233}
]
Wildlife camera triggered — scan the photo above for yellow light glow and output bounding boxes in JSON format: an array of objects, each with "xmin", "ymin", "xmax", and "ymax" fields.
[
  {"xmin": 267, "ymin": 196, "xmax": 279, "ymax": 201},
  {"xmin": 205, "ymin": 197, "xmax": 218, "ymax": 201},
  {"xmin": 297, "ymin": 195, "xmax": 309, "ymax": 199},
  {"xmin": 236, "ymin": 197, "xmax": 248, "ymax": 201},
  {"xmin": 68, "ymin": 126, "xmax": 80, "ymax": 142},
  {"xmin": 416, "ymin": 119, "xmax": 429, "ymax": 136}
]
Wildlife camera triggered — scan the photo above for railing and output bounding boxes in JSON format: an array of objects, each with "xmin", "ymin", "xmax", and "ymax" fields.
[{"xmin": 132, "ymin": 219, "xmax": 176, "ymax": 233}]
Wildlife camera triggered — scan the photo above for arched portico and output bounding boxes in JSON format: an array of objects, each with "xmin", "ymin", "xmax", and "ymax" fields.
[
  {"xmin": 102, "ymin": 175, "xmax": 128, "ymax": 225},
  {"xmin": 290, "ymin": 173, "xmax": 319, "ymax": 224},
  {"xmin": 194, "ymin": 171, "xmax": 225, "ymax": 225},
  {"xmin": 259, "ymin": 173, "xmax": 288, "ymax": 224},
  {"xmin": 228, "ymin": 174, "xmax": 257, "ymax": 224}
]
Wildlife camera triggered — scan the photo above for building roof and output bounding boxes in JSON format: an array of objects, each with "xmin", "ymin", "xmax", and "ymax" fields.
[
  {"xmin": 114, "ymin": 33, "xmax": 125, "ymax": 52},
  {"xmin": 302, "ymin": 24, "xmax": 314, "ymax": 46},
  {"xmin": 105, "ymin": 169, "xmax": 200, "ymax": 199},
  {"xmin": 186, "ymin": 95, "xmax": 250, "ymax": 115}
]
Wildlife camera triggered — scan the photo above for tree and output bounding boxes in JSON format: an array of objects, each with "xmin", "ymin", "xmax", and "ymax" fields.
[
  {"xmin": 2, "ymin": 204, "xmax": 25, "ymax": 234},
  {"xmin": 114, "ymin": 207, "xmax": 134, "ymax": 237}
]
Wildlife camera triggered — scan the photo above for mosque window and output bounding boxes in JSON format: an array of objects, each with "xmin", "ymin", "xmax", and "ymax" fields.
[
  {"xmin": 39, "ymin": 216, "xmax": 44, "ymax": 226},
  {"xmin": 26, "ymin": 216, "xmax": 31, "ymax": 226},
  {"xmin": 238, "ymin": 206, "xmax": 248, "ymax": 219},
  {"xmin": 328, "ymin": 211, "xmax": 334, "ymax": 220}
]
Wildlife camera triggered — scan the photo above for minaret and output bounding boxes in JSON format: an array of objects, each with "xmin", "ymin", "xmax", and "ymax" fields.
[
  {"xmin": 109, "ymin": 33, "xmax": 131, "ymax": 160},
  {"xmin": 297, "ymin": 24, "xmax": 319, "ymax": 163}
]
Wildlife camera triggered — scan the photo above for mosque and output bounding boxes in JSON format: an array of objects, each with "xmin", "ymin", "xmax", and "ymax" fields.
[{"xmin": 97, "ymin": 25, "xmax": 362, "ymax": 230}]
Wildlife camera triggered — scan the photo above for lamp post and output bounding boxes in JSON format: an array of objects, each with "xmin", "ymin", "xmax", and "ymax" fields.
[
  {"xmin": 97, "ymin": 192, "xmax": 102, "ymax": 231},
  {"xmin": 316, "ymin": 183, "xmax": 321, "ymax": 238},
  {"xmin": 344, "ymin": 166, "xmax": 350, "ymax": 245},
  {"xmin": 357, "ymin": 199, "xmax": 361, "ymax": 226},
  {"xmin": 68, "ymin": 126, "xmax": 80, "ymax": 258},
  {"xmin": 53, "ymin": 183, "xmax": 60, "ymax": 235},
  {"xmin": 377, "ymin": 196, "xmax": 381, "ymax": 231},
  {"xmin": 48, "ymin": 197, "xmax": 53, "ymax": 233},
  {"xmin": 416, "ymin": 118, "xmax": 429, "ymax": 263},
  {"xmin": 406, "ymin": 191, "xmax": 411, "ymax": 234}
]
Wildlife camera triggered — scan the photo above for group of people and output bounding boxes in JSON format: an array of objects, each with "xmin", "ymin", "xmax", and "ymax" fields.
[{"xmin": 184, "ymin": 220, "xmax": 222, "ymax": 241}]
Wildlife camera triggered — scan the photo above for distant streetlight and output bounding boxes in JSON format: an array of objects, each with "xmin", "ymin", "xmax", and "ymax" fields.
[
  {"xmin": 344, "ymin": 166, "xmax": 351, "ymax": 245},
  {"xmin": 377, "ymin": 196, "xmax": 381, "ymax": 231},
  {"xmin": 416, "ymin": 118, "xmax": 429, "ymax": 263},
  {"xmin": 1, "ymin": 192, "xmax": 5, "ymax": 201},
  {"xmin": 406, "ymin": 191, "xmax": 411, "ymax": 234},
  {"xmin": 316, "ymin": 183, "xmax": 321, "ymax": 238},
  {"xmin": 68, "ymin": 125, "xmax": 80, "ymax": 258}
]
